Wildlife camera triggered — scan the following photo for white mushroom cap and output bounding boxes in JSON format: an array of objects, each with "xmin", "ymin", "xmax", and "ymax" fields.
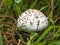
[{"xmin": 17, "ymin": 9, "xmax": 48, "ymax": 31}]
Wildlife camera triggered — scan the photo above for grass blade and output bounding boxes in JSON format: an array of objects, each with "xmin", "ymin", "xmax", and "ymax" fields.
[
  {"xmin": 40, "ymin": 5, "xmax": 48, "ymax": 11},
  {"xmin": 34, "ymin": 26, "xmax": 54, "ymax": 45},
  {"xmin": 26, "ymin": 33, "xmax": 37, "ymax": 45},
  {"xmin": 0, "ymin": 30, "xmax": 3, "ymax": 45},
  {"xmin": 29, "ymin": 0, "xmax": 37, "ymax": 8}
]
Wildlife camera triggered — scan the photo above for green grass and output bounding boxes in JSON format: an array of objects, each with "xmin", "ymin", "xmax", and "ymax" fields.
[{"xmin": 0, "ymin": 0, "xmax": 60, "ymax": 45}]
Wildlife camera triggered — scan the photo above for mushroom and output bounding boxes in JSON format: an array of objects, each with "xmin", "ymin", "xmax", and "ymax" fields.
[{"xmin": 17, "ymin": 9, "xmax": 48, "ymax": 31}]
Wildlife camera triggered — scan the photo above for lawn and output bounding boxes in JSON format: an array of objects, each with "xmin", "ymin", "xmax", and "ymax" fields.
[{"xmin": 0, "ymin": 0, "xmax": 60, "ymax": 45}]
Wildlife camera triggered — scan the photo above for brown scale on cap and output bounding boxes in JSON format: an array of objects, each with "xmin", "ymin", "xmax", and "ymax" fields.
[
  {"xmin": 35, "ymin": 16, "xmax": 39, "ymax": 19},
  {"xmin": 32, "ymin": 19, "xmax": 34, "ymax": 21},
  {"xmin": 24, "ymin": 11, "xmax": 28, "ymax": 15},
  {"xmin": 28, "ymin": 9, "xmax": 31, "ymax": 14},
  {"xmin": 30, "ymin": 21, "xmax": 33, "ymax": 25}
]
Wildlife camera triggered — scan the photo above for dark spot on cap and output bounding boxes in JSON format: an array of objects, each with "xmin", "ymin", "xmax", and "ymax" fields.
[
  {"xmin": 30, "ymin": 21, "xmax": 33, "ymax": 25},
  {"xmin": 33, "ymin": 19, "xmax": 34, "ymax": 21},
  {"xmin": 40, "ymin": 15, "xmax": 45, "ymax": 18},
  {"xmin": 46, "ymin": 23, "xmax": 48, "ymax": 25},
  {"xmin": 41, "ymin": 16, "xmax": 43, "ymax": 18},
  {"xmin": 25, "ymin": 12, "xmax": 27, "ymax": 14},
  {"xmin": 24, "ymin": 17, "xmax": 27, "ymax": 19},
  {"xmin": 34, "ymin": 13, "xmax": 37, "ymax": 15},
  {"xmin": 42, "ymin": 21, "xmax": 44, "ymax": 23},
  {"xmin": 28, "ymin": 10, "xmax": 31, "ymax": 14},
  {"xmin": 22, "ymin": 19, "xmax": 24, "ymax": 21},
  {"xmin": 35, "ymin": 16, "xmax": 39, "ymax": 19},
  {"xmin": 25, "ymin": 21, "xmax": 27, "ymax": 23}
]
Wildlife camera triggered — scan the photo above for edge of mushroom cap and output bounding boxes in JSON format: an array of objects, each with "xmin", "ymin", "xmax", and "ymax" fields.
[{"xmin": 17, "ymin": 9, "xmax": 48, "ymax": 31}]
